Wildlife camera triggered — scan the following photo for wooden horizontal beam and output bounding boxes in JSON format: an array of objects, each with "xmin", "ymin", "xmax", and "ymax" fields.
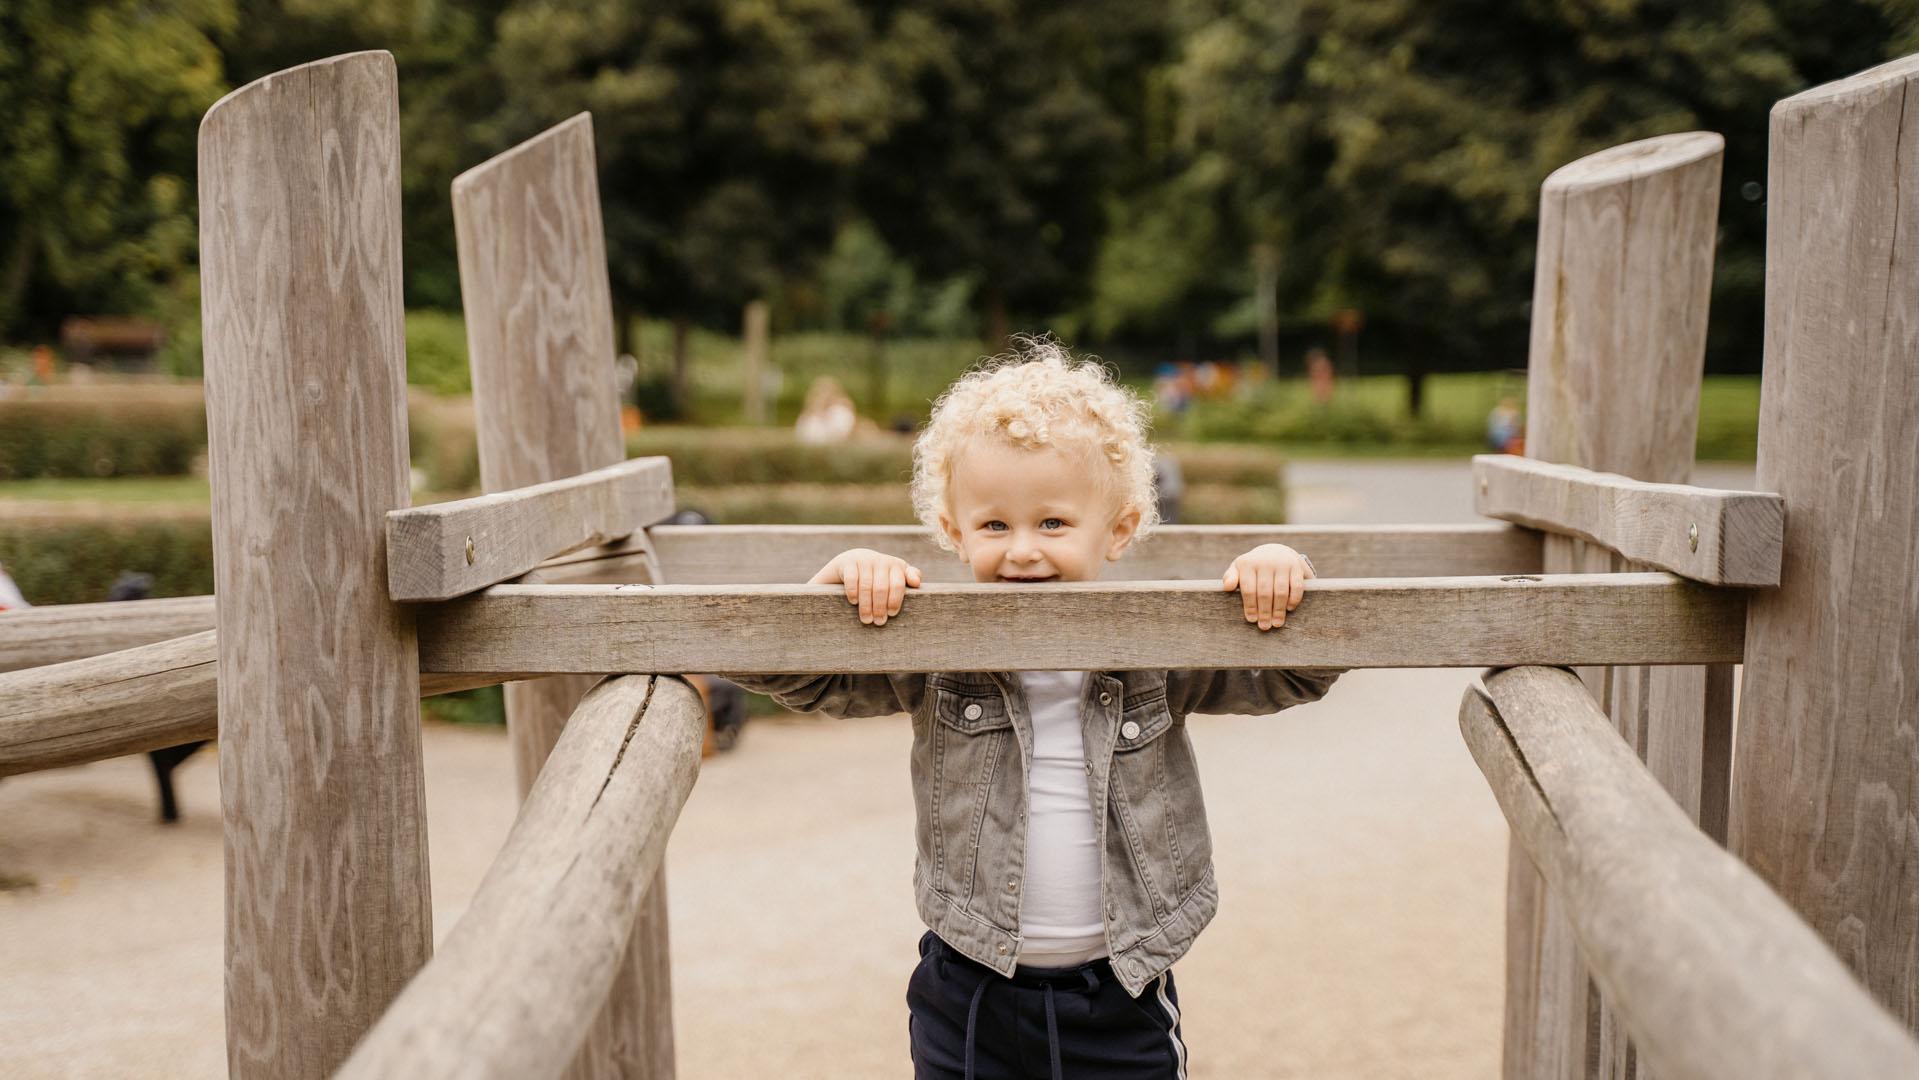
[
  {"xmin": 1472, "ymin": 454, "xmax": 1783, "ymax": 585},
  {"xmin": 545, "ymin": 522, "xmax": 1546, "ymax": 585},
  {"xmin": 0, "ymin": 631, "xmax": 493, "ymax": 777},
  {"xmin": 417, "ymin": 573, "xmax": 1745, "ymax": 676},
  {"xmin": 1460, "ymin": 666, "xmax": 1919, "ymax": 1079},
  {"xmin": 385, "ymin": 456, "xmax": 675, "ymax": 602},
  {"xmin": 8, "ymin": 525, "xmax": 1539, "ymax": 670},
  {"xmin": 0, "ymin": 595, "xmax": 217, "ymax": 673},
  {"xmin": 0, "ymin": 573, "xmax": 1742, "ymax": 776},
  {"xmin": 336, "ymin": 675, "xmax": 704, "ymax": 1080}
]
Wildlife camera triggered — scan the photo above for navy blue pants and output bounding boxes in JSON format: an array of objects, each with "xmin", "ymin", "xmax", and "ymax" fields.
[{"xmin": 907, "ymin": 932, "xmax": 1187, "ymax": 1080}]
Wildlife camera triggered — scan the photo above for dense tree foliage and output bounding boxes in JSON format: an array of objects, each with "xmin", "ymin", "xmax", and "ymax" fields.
[
  {"xmin": 0, "ymin": 0, "xmax": 233, "ymax": 340},
  {"xmin": 5, "ymin": 1, "xmax": 1919, "ymax": 375}
]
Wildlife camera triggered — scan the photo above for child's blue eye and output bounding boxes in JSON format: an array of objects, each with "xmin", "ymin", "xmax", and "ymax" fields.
[
  {"xmin": 984, "ymin": 521, "xmax": 1007, "ymax": 532},
  {"xmin": 1042, "ymin": 518, "xmax": 1066, "ymax": 530}
]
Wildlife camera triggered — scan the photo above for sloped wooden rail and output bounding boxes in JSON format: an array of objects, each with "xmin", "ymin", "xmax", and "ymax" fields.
[
  {"xmin": 385, "ymin": 456, "xmax": 676, "ymax": 601},
  {"xmin": 0, "ymin": 631, "xmax": 494, "ymax": 777},
  {"xmin": 0, "ymin": 595, "xmax": 217, "ymax": 673},
  {"xmin": 1472, "ymin": 455, "xmax": 1783, "ymax": 586},
  {"xmin": 336, "ymin": 675, "xmax": 705, "ymax": 1079},
  {"xmin": 1460, "ymin": 666, "xmax": 1919, "ymax": 1078}
]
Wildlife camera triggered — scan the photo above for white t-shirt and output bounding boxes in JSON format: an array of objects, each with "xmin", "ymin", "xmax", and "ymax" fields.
[{"xmin": 1015, "ymin": 669, "xmax": 1108, "ymax": 966}]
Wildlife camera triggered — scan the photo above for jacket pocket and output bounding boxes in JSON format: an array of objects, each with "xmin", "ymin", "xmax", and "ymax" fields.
[
  {"xmin": 1107, "ymin": 693, "xmax": 1212, "ymax": 917},
  {"xmin": 926, "ymin": 682, "xmax": 1016, "ymax": 913}
]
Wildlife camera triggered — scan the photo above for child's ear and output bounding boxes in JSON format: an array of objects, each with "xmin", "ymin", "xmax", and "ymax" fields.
[
  {"xmin": 1105, "ymin": 505, "xmax": 1142, "ymax": 561},
  {"xmin": 938, "ymin": 513, "xmax": 966, "ymax": 556}
]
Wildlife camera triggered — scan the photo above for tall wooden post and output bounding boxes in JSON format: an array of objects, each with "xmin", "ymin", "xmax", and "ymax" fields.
[
  {"xmin": 1513, "ymin": 131, "xmax": 1725, "ymax": 1080},
  {"xmin": 199, "ymin": 52, "xmax": 432, "ymax": 1076},
  {"xmin": 1731, "ymin": 55, "xmax": 1919, "ymax": 1030},
  {"xmin": 453, "ymin": 113, "xmax": 677, "ymax": 1077},
  {"xmin": 742, "ymin": 299, "xmax": 769, "ymax": 425}
]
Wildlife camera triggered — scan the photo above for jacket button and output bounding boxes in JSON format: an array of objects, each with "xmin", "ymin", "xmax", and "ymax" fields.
[
  {"xmin": 1006, "ymin": 880, "xmax": 1018, "ymax": 893},
  {"xmin": 1121, "ymin": 720, "xmax": 1141, "ymax": 740},
  {"xmin": 963, "ymin": 703, "xmax": 983, "ymax": 720},
  {"xmin": 1099, "ymin": 692, "xmax": 1113, "ymax": 706},
  {"xmin": 996, "ymin": 942, "xmax": 1008, "ymax": 954}
]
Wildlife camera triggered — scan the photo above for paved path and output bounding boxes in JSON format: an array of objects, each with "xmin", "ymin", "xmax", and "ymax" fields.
[{"xmin": 0, "ymin": 457, "xmax": 1753, "ymax": 1077}]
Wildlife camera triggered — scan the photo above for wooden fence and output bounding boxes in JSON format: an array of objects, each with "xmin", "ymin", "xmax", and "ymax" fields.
[{"xmin": 1, "ymin": 47, "xmax": 1916, "ymax": 1079}]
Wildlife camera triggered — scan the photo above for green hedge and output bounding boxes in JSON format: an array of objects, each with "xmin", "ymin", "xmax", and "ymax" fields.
[
  {"xmin": 0, "ymin": 392, "xmax": 207, "ymax": 480},
  {"xmin": 0, "ymin": 512, "xmax": 214, "ymax": 605}
]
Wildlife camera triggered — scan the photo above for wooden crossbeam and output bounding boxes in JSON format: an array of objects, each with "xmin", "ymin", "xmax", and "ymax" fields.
[
  {"xmin": 1460, "ymin": 667, "xmax": 1919, "ymax": 1079},
  {"xmin": 385, "ymin": 456, "xmax": 675, "ymax": 601},
  {"xmin": 0, "ymin": 595, "xmax": 216, "ymax": 673},
  {"xmin": 1472, "ymin": 454, "xmax": 1783, "ymax": 586},
  {"xmin": 417, "ymin": 573, "xmax": 1745, "ymax": 675},
  {"xmin": 0, "ymin": 573, "xmax": 1742, "ymax": 777},
  {"xmin": 543, "ymin": 522, "xmax": 1547, "ymax": 585},
  {"xmin": 0, "ymin": 630, "xmax": 493, "ymax": 777},
  {"xmin": 0, "ymin": 526, "xmax": 1542, "ymax": 673},
  {"xmin": 336, "ymin": 675, "xmax": 704, "ymax": 1080}
]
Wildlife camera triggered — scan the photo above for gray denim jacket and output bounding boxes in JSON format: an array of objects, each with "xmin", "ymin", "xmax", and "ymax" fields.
[{"xmin": 727, "ymin": 666, "xmax": 1342, "ymax": 997}]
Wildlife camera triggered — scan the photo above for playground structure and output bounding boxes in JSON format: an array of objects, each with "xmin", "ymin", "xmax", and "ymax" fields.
[{"xmin": 1, "ymin": 45, "xmax": 1918, "ymax": 1079}]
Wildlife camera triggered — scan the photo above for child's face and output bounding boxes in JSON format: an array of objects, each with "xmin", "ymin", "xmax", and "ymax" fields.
[{"xmin": 939, "ymin": 437, "xmax": 1140, "ymax": 583}]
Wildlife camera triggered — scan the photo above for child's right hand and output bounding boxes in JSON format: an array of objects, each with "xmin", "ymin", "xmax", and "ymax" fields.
[{"xmin": 808, "ymin": 548, "xmax": 922, "ymax": 626}]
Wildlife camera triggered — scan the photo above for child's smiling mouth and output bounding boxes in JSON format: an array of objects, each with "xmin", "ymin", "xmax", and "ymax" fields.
[{"xmin": 998, "ymin": 574, "xmax": 1059, "ymax": 582}]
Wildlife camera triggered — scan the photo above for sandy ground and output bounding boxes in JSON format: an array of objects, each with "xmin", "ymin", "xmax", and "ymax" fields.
[{"xmin": 0, "ymin": 459, "xmax": 1758, "ymax": 1077}]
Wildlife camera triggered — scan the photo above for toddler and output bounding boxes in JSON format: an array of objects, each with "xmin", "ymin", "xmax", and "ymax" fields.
[{"xmin": 732, "ymin": 339, "xmax": 1340, "ymax": 1079}]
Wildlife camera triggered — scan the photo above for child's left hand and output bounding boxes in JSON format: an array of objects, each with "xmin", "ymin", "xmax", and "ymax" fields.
[{"xmin": 1221, "ymin": 543, "xmax": 1316, "ymax": 631}]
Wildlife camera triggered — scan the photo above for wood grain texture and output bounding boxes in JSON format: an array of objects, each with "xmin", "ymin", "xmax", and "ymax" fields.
[
  {"xmin": 593, "ymin": 523, "xmax": 1546, "ymax": 584},
  {"xmin": 0, "ymin": 595, "xmax": 216, "ymax": 672},
  {"xmin": 198, "ymin": 51, "xmax": 430, "ymax": 1077},
  {"xmin": 385, "ymin": 456, "xmax": 675, "ymax": 601},
  {"xmin": 414, "ymin": 574, "xmax": 1745, "ymax": 676},
  {"xmin": 335, "ymin": 675, "xmax": 705, "ymax": 1080},
  {"xmin": 1513, "ymin": 128, "xmax": 1727, "ymax": 1080},
  {"xmin": 1461, "ymin": 668, "xmax": 1919, "ymax": 1080},
  {"xmin": 0, "ymin": 631, "xmax": 495, "ymax": 777},
  {"xmin": 1473, "ymin": 455, "xmax": 1782, "ymax": 586},
  {"xmin": 453, "ymin": 111, "xmax": 623, "ymax": 495},
  {"xmin": 1731, "ymin": 54, "xmax": 1919, "ymax": 1029},
  {"xmin": 1524, "ymin": 130, "xmax": 1724, "ymax": 477},
  {"xmin": 454, "ymin": 111, "xmax": 677, "ymax": 1078}
]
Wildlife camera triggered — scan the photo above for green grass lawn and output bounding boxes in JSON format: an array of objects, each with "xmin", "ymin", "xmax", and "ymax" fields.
[{"xmin": 0, "ymin": 476, "xmax": 212, "ymax": 503}]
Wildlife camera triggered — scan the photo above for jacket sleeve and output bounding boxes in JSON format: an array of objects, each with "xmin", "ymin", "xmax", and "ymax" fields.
[
  {"xmin": 723, "ymin": 672, "xmax": 927, "ymax": 719},
  {"xmin": 1163, "ymin": 667, "xmax": 1344, "ymax": 719}
]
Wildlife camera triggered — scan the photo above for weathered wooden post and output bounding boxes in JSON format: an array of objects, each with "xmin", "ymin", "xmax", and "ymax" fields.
[
  {"xmin": 198, "ymin": 52, "xmax": 432, "ymax": 1076},
  {"xmin": 1512, "ymin": 131, "xmax": 1725, "ymax": 1079},
  {"xmin": 743, "ymin": 299, "xmax": 770, "ymax": 425},
  {"xmin": 453, "ymin": 113, "xmax": 677, "ymax": 1077},
  {"xmin": 1731, "ymin": 55, "xmax": 1919, "ymax": 1030}
]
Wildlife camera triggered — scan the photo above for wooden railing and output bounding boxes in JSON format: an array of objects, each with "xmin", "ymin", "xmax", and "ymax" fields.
[{"xmin": 2, "ymin": 46, "xmax": 1917, "ymax": 1080}]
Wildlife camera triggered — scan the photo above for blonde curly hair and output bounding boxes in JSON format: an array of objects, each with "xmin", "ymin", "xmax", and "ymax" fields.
[{"xmin": 912, "ymin": 336, "xmax": 1159, "ymax": 552}]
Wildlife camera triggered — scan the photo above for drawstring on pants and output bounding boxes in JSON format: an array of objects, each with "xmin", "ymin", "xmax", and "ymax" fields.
[
  {"xmin": 1042, "ymin": 983, "xmax": 1062, "ymax": 1080},
  {"xmin": 962, "ymin": 975, "xmax": 988, "ymax": 1080},
  {"xmin": 960, "ymin": 963, "xmax": 1093, "ymax": 1080}
]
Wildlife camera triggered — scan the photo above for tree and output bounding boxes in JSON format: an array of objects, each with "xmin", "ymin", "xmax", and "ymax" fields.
[
  {"xmin": 1099, "ymin": 0, "xmax": 1916, "ymax": 395},
  {"xmin": 857, "ymin": 0, "xmax": 1175, "ymax": 344},
  {"xmin": 0, "ymin": 0, "xmax": 234, "ymax": 342},
  {"xmin": 485, "ymin": 0, "xmax": 907, "ymax": 407}
]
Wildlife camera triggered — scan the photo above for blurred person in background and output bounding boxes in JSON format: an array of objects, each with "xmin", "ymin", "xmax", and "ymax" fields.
[{"xmin": 0, "ymin": 561, "xmax": 25, "ymax": 610}]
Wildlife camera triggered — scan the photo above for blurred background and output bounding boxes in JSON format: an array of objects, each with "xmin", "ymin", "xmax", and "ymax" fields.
[{"xmin": 0, "ymin": 2, "xmax": 1902, "ymax": 1075}]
